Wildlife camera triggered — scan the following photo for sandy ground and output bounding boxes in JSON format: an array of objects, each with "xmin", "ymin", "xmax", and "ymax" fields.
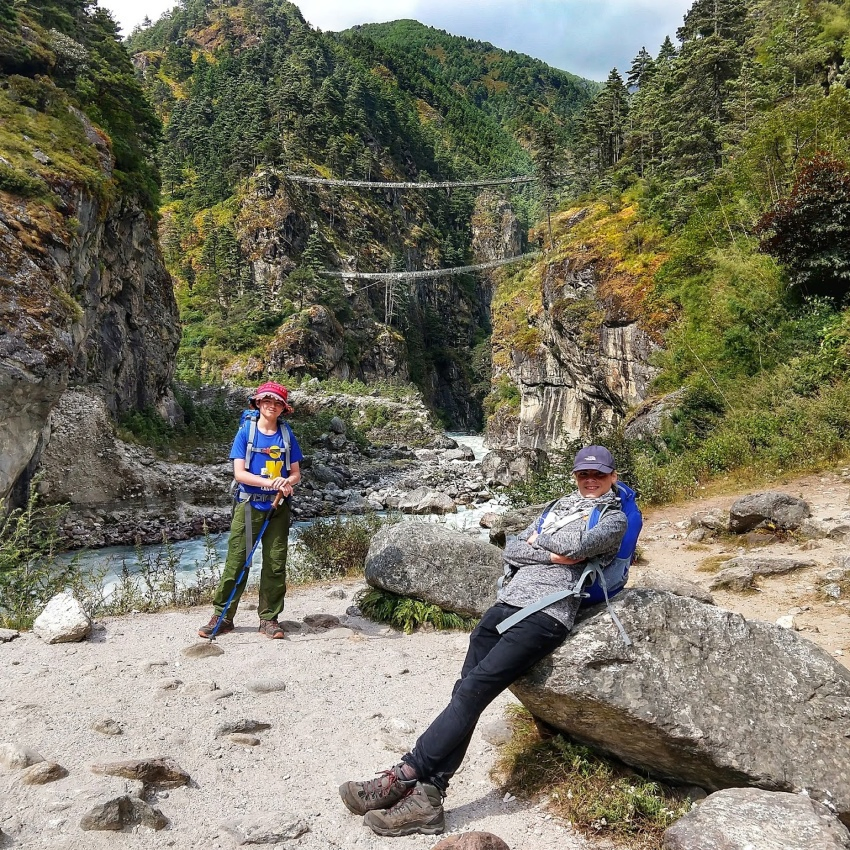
[{"xmin": 2, "ymin": 469, "xmax": 849, "ymax": 850}]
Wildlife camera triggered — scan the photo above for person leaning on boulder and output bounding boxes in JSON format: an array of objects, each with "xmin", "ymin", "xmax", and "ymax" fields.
[
  {"xmin": 198, "ymin": 382, "xmax": 302, "ymax": 640},
  {"xmin": 339, "ymin": 445, "xmax": 628, "ymax": 837}
]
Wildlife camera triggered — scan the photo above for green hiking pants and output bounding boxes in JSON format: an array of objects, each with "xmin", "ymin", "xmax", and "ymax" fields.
[{"xmin": 213, "ymin": 499, "xmax": 291, "ymax": 621}]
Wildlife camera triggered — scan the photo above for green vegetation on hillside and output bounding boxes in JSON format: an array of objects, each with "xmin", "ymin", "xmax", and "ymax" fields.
[
  {"xmin": 534, "ymin": 0, "xmax": 850, "ymax": 498},
  {"xmin": 126, "ymin": 1, "xmax": 596, "ymax": 425},
  {"xmin": 0, "ymin": 0, "xmax": 161, "ymax": 210}
]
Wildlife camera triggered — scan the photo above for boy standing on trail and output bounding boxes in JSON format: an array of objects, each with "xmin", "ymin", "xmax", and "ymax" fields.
[
  {"xmin": 339, "ymin": 445, "xmax": 628, "ymax": 837},
  {"xmin": 198, "ymin": 381, "xmax": 302, "ymax": 640}
]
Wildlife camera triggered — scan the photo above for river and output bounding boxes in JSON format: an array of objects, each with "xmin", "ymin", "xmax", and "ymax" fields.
[{"xmin": 62, "ymin": 434, "xmax": 502, "ymax": 592}]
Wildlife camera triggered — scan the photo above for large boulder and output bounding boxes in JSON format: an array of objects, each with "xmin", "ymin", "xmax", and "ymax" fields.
[
  {"xmin": 365, "ymin": 524, "xmax": 503, "ymax": 617},
  {"xmin": 396, "ymin": 488, "xmax": 456, "ymax": 515},
  {"xmin": 663, "ymin": 787, "xmax": 850, "ymax": 849},
  {"xmin": 511, "ymin": 589, "xmax": 850, "ymax": 823},
  {"xmin": 728, "ymin": 492, "xmax": 811, "ymax": 533},
  {"xmin": 33, "ymin": 592, "xmax": 91, "ymax": 644}
]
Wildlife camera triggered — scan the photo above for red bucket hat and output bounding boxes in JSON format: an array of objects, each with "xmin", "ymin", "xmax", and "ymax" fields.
[{"xmin": 249, "ymin": 381, "xmax": 293, "ymax": 414}]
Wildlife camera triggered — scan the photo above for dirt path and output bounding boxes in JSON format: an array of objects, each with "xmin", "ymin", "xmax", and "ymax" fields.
[
  {"xmin": 635, "ymin": 467, "xmax": 850, "ymax": 668},
  {"xmin": 2, "ymin": 470, "xmax": 849, "ymax": 849}
]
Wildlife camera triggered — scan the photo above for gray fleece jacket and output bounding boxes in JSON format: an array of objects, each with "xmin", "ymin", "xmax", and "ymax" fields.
[{"xmin": 496, "ymin": 487, "xmax": 628, "ymax": 628}]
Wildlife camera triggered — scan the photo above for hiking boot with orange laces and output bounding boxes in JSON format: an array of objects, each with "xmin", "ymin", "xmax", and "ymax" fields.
[
  {"xmin": 363, "ymin": 781, "xmax": 445, "ymax": 836},
  {"xmin": 258, "ymin": 619, "xmax": 285, "ymax": 639},
  {"xmin": 198, "ymin": 615, "xmax": 234, "ymax": 638},
  {"xmin": 339, "ymin": 764, "xmax": 417, "ymax": 815}
]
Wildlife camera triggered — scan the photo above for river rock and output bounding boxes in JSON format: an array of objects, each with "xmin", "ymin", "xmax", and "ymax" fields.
[
  {"xmin": 80, "ymin": 796, "xmax": 169, "ymax": 831},
  {"xmin": 445, "ymin": 445, "xmax": 476, "ymax": 462},
  {"xmin": 182, "ymin": 641, "xmax": 225, "ymax": 658},
  {"xmin": 91, "ymin": 718, "xmax": 123, "ymax": 736},
  {"xmin": 245, "ymin": 679, "xmax": 286, "ymax": 694},
  {"xmin": 709, "ymin": 557, "xmax": 816, "ymax": 592},
  {"xmin": 338, "ymin": 493, "xmax": 370, "ymax": 514},
  {"xmin": 32, "ymin": 592, "xmax": 91, "ymax": 644},
  {"xmin": 366, "ymin": 523, "xmax": 503, "ymax": 617},
  {"xmin": 480, "ymin": 448, "xmax": 546, "ymax": 487},
  {"xmin": 90, "ymin": 757, "xmax": 190, "ymax": 788},
  {"xmin": 689, "ymin": 509, "xmax": 729, "ymax": 533},
  {"xmin": 728, "ymin": 492, "xmax": 811, "ymax": 533},
  {"xmin": 636, "ymin": 575, "xmax": 715, "ymax": 605},
  {"xmin": 397, "ymin": 487, "xmax": 456, "ymax": 515},
  {"xmin": 511, "ymin": 589, "xmax": 850, "ymax": 823},
  {"xmin": 221, "ymin": 814, "xmax": 310, "ymax": 844},
  {"xmin": 433, "ymin": 833, "xmax": 511, "ymax": 850},
  {"xmin": 302, "ymin": 613, "xmax": 340, "ymax": 629},
  {"xmin": 0, "ymin": 743, "xmax": 44, "ymax": 770},
  {"xmin": 662, "ymin": 787, "xmax": 850, "ymax": 849},
  {"xmin": 17, "ymin": 761, "xmax": 67, "ymax": 785},
  {"xmin": 214, "ymin": 719, "xmax": 272, "ymax": 737},
  {"xmin": 0, "ymin": 628, "xmax": 19, "ymax": 642},
  {"xmin": 488, "ymin": 503, "xmax": 547, "ymax": 547}
]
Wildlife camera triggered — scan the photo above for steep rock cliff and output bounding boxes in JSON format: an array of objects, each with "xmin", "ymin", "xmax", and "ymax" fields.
[
  {"xmin": 0, "ymin": 110, "xmax": 179, "ymax": 506},
  {"xmin": 487, "ymin": 203, "xmax": 663, "ymax": 451}
]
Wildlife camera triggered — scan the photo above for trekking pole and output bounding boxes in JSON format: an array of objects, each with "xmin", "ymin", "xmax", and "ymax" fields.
[{"xmin": 208, "ymin": 491, "xmax": 283, "ymax": 640}]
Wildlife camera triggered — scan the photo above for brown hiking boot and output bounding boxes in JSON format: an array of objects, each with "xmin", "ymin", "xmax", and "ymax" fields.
[
  {"xmin": 198, "ymin": 615, "xmax": 234, "ymax": 638},
  {"xmin": 258, "ymin": 619, "xmax": 285, "ymax": 639},
  {"xmin": 339, "ymin": 764, "xmax": 416, "ymax": 815},
  {"xmin": 363, "ymin": 782, "xmax": 445, "ymax": 836}
]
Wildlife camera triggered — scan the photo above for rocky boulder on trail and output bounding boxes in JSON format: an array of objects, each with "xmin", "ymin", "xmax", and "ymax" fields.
[
  {"xmin": 510, "ymin": 589, "xmax": 850, "ymax": 824},
  {"xmin": 365, "ymin": 524, "xmax": 503, "ymax": 617}
]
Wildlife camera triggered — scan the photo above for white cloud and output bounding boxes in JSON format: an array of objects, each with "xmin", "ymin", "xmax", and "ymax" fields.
[{"xmin": 98, "ymin": 0, "xmax": 693, "ymax": 79}]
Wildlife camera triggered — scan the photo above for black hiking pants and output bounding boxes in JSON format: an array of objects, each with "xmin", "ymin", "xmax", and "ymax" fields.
[{"xmin": 402, "ymin": 602, "xmax": 568, "ymax": 794}]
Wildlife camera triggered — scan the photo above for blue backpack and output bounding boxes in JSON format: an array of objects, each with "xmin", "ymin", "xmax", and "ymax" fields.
[
  {"xmin": 230, "ymin": 409, "xmax": 292, "ymax": 501},
  {"xmin": 582, "ymin": 481, "xmax": 642, "ymax": 604},
  {"xmin": 497, "ymin": 482, "xmax": 643, "ymax": 644}
]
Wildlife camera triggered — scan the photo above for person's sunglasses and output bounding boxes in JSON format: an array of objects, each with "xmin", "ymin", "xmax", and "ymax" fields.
[{"xmin": 574, "ymin": 470, "xmax": 610, "ymax": 480}]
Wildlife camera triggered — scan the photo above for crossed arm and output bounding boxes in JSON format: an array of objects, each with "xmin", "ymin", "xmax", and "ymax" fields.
[{"xmin": 503, "ymin": 510, "xmax": 627, "ymax": 569}]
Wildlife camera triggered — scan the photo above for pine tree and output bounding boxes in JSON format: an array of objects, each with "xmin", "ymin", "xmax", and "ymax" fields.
[{"xmin": 627, "ymin": 47, "xmax": 655, "ymax": 89}]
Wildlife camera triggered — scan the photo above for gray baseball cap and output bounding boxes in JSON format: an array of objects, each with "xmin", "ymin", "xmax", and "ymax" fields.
[{"xmin": 572, "ymin": 445, "xmax": 615, "ymax": 473}]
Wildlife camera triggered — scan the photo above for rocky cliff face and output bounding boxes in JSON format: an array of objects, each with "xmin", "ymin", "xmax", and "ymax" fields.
[
  {"xmin": 0, "ymin": 112, "xmax": 179, "ymax": 506},
  {"xmin": 486, "ymin": 206, "xmax": 660, "ymax": 452}
]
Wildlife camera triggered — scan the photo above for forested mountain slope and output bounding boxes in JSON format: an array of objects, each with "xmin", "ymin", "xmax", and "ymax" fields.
[
  {"xmin": 127, "ymin": 0, "xmax": 597, "ymax": 427},
  {"xmin": 0, "ymin": 0, "xmax": 178, "ymax": 504},
  {"xmin": 486, "ymin": 0, "xmax": 850, "ymax": 499}
]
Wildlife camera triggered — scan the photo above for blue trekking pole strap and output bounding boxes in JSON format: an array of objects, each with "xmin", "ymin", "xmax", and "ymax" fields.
[{"xmin": 208, "ymin": 491, "xmax": 282, "ymax": 640}]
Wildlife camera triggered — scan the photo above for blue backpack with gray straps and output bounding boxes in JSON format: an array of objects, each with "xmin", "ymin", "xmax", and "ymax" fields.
[
  {"xmin": 497, "ymin": 481, "xmax": 643, "ymax": 643},
  {"xmin": 583, "ymin": 481, "xmax": 642, "ymax": 604}
]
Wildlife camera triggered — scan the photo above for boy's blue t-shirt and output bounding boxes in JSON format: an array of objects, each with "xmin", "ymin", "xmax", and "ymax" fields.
[{"xmin": 230, "ymin": 421, "xmax": 303, "ymax": 508}]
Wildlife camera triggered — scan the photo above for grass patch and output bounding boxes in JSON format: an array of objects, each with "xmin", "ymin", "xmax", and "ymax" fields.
[
  {"xmin": 355, "ymin": 586, "xmax": 479, "ymax": 634},
  {"xmin": 493, "ymin": 707, "xmax": 692, "ymax": 848},
  {"xmin": 0, "ymin": 482, "xmax": 223, "ymax": 627},
  {"xmin": 695, "ymin": 555, "xmax": 733, "ymax": 574},
  {"xmin": 289, "ymin": 513, "xmax": 390, "ymax": 584},
  {"xmin": 71, "ymin": 533, "xmax": 224, "ymax": 619},
  {"xmin": 0, "ymin": 483, "xmax": 75, "ymax": 629}
]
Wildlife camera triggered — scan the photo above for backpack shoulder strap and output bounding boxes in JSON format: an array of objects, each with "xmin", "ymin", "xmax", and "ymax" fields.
[
  {"xmin": 244, "ymin": 414, "xmax": 258, "ymax": 467},
  {"xmin": 280, "ymin": 420, "xmax": 291, "ymax": 473}
]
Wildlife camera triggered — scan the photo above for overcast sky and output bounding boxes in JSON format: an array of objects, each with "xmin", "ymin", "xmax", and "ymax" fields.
[{"xmin": 99, "ymin": 0, "xmax": 693, "ymax": 81}]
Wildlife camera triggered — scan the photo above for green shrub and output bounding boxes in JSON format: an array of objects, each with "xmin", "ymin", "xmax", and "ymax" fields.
[
  {"xmin": 494, "ymin": 707, "xmax": 691, "ymax": 848},
  {"xmin": 355, "ymin": 586, "xmax": 478, "ymax": 634},
  {"xmin": 483, "ymin": 375, "xmax": 521, "ymax": 418},
  {"xmin": 290, "ymin": 513, "xmax": 390, "ymax": 584},
  {"xmin": 69, "ymin": 529, "xmax": 223, "ymax": 619},
  {"xmin": 0, "ymin": 160, "xmax": 47, "ymax": 197},
  {"xmin": 0, "ymin": 483, "xmax": 76, "ymax": 629}
]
